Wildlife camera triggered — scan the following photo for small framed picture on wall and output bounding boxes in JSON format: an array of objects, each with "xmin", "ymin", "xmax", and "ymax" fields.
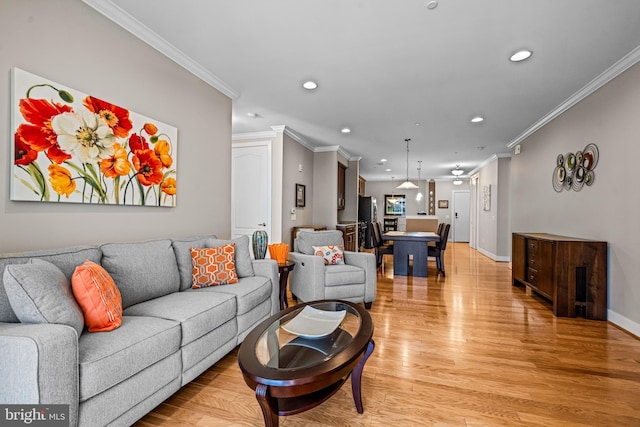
[
  {"xmin": 296, "ymin": 184, "xmax": 306, "ymax": 207},
  {"xmin": 438, "ymin": 200, "xmax": 448, "ymax": 209}
]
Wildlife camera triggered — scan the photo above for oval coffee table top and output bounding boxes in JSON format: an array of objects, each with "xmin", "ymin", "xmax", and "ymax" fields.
[{"xmin": 238, "ymin": 300, "xmax": 373, "ymax": 387}]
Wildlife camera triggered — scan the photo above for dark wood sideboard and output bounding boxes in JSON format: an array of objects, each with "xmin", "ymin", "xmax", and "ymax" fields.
[{"xmin": 512, "ymin": 233, "xmax": 607, "ymax": 320}]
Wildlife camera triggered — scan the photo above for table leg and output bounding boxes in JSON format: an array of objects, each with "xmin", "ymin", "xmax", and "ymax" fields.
[
  {"xmin": 256, "ymin": 384, "xmax": 279, "ymax": 427},
  {"xmin": 278, "ymin": 270, "xmax": 290, "ymax": 310},
  {"xmin": 351, "ymin": 339, "xmax": 375, "ymax": 414}
]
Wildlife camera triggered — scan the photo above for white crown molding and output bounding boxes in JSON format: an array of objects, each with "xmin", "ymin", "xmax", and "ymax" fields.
[
  {"xmin": 282, "ymin": 127, "xmax": 315, "ymax": 152},
  {"xmin": 314, "ymin": 145, "xmax": 341, "ymax": 153},
  {"xmin": 82, "ymin": 0, "xmax": 238, "ymax": 99},
  {"xmin": 232, "ymin": 130, "xmax": 277, "ymax": 141},
  {"xmin": 349, "ymin": 156, "xmax": 363, "ymax": 162},
  {"xmin": 507, "ymin": 44, "xmax": 640, "ymax": 148},
  {"xmin": 468, "ymin": 153, "xmax": 512, "ymax": 176},
  {"xmin": 270, "ymin": 125, "xmax": 286, "ymax": 133},
  {"xmin": 337, "ymin": 146, "xmax": 353, "ymax": 159}
]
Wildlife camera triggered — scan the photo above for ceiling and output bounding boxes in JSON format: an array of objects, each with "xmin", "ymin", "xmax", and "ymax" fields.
[{"xmin": 85, "ymin": 0, "xmax": 640, "ymax": 182}]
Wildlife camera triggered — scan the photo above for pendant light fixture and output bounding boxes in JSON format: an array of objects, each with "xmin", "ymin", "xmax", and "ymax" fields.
[
  {"xmin": 416, "ymin": 161, "xmax": 424, "ymax": 201},
  {"xmin": 451, "ymin": 164, "xmax": 464, "ymax": 176},
  {"xmin": 388, "ymin": 177, "xmax": 398, "ymax": 204},
  {"xmin": 397, "ymin": 138, "xmax": 419, "ymax": 189}
]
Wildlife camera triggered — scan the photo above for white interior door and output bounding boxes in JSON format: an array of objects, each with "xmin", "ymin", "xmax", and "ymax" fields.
[
  {"xmin": 232, "ymin": 142, "xmax": 271, "ymax": 257},
  {"xmin": 452, "ymin": 190, "xmax": 470, "ymax": 242}
]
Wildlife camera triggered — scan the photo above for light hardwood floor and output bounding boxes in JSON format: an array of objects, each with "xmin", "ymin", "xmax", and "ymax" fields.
[{"xmin": 136, "ymin": 243, "xmax": 640, "ymax": 426}]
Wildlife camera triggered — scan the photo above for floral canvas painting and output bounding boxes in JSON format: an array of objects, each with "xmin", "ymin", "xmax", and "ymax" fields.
[{"xmin": 11, "ymin": 67, "xmax": 177, "ymax": 207}]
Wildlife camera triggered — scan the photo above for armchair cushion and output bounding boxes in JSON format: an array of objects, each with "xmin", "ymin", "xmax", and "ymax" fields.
[
  {"xmin": 325, "ymin": 264, "xmax": 365, "ymax": 286},
  {"xmin": 296, "ymin": 230, "xmax": 344, "ymax": 255}
]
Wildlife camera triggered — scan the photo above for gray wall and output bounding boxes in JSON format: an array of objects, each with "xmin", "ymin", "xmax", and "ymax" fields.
[
  {"xmin": 1, "ymin": 0, "xmax": 231, "ymax": 252},
  {"xmin": 312, "ymin": 151, "xmax": 338, "ymax": 227},
  {"xmin": 511, "ymin": 61, "xmax": 640, "ymax": 330},
  {"xmin": 475, "ymin": 156, "xmax": 511, "ymax": 259},
  {"xmin": 282, "ymin": 134, "xmax": 314, "ymax": 245}
]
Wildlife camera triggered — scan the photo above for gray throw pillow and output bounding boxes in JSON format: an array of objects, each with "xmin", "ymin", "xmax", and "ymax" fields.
[
  {"xmin": 3, "ymin": 258, "xmax": 84, "ymax": 337},
  {"xmin": 209, "ymin": 235, "xmax": 254, "ymax": 278}
]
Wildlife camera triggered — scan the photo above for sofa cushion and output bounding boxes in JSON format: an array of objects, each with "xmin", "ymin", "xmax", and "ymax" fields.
[
  {"xmin": 296, "ymin": 230, "xmax": 344, "ymax": 255},
  {"xmin": 209, "ymin": 235, "xmax": 254, "ymax": 278},
  {"xmin": 325, "ymin": 264, "xmax": 366, "ymax": 287},
  {"xmin": 78, "ymin": 315, "xmax": 181, "ymax": 402},
  {"xmin": 189, "ymin": 275, "xmax": 271, "ymax": 316},
  {"xmin": 0, "ymin": 246, "xmax": 101, "ymax": 323},
  {"xmin": 100, "ymin": 239, "xmax": 180, "ymax": 309},
  {"xmin": 72, "ymin": 260, "xmax": 123, "ymax": 332},
  {"xmin": 190, "ymin": 245, "xmax": 238, "ymax": 287},
  {"xmin": 123, "ymin": 291, "xmax": 237, "ymax": 347},
  {"xmin": 3, "ymin": 259, "xmax": 85, "ymax": 337},
  {"xmin": 171, "ymin": 235, "xmax": 216, "ymax": 291}
]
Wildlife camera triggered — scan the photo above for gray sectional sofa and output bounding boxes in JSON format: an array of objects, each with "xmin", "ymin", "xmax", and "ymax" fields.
[{"xmin": 0, "ymin": 234, "xmax": 279, "ymax": 426}]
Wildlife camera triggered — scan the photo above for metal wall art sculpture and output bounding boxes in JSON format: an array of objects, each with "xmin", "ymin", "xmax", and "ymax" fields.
[{"xmin": 552, "ymin": 143, "xmax": 598, "ymax": 192}]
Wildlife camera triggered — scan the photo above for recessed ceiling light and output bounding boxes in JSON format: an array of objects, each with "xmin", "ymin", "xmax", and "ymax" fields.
[
  {"xmin": 415, "ymin": 122, "xmax": 421, "ymax": 126},
  {"xmin": 380, "ymin": 158, "xmax": 387, "ymax": 162},
  {"xmin": 341, "ymin": 127, "xmax": 351, "ymax": 134},
  {"xmin": 302, "ymin": 81, "xmax": 318, "ymax": 90},
  {"xmin": 247, "ymin": 112, "xmax": 258, "ymax": 118},
  {"xmin": 471, "ymin": 116, "xmax": 484, "ymax": 123},
  {"xmin": 385, "ymin": 168, "xmax": 392, "ymax": 172},
  {"xmin": 510, "ymin": 49, "xmax": 533, "ymax": 62}
]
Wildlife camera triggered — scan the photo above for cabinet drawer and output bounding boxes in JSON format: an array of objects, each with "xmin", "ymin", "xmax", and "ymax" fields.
[
  {"xmin": 527, "ymin": 239, "xmax": 538, "ymax": 256},
  {"xmin": 527, "ymin": 267, "xmax": 539, "ymax": 285}
]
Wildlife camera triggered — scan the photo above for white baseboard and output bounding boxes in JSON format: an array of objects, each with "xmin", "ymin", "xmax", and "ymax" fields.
[
  {"xmin": 477, "ymin": 247, "xmax": 511, "ymax": 263},
  {"xmin": 607, "ymin": 310, "xmax": 640, "ymax": 338}
]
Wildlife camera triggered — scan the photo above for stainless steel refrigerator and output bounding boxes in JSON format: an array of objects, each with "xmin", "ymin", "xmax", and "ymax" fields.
[{"xmin": 358, "ymin": 196, "xmax": 377, "ymax": 248}]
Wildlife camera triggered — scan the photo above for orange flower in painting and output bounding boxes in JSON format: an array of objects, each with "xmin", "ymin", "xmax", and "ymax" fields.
[
  {"xmin": 100, "ymin": 143, "xmax": 131, "ymax": 178},
  {"xmin": 154, "ymin": 139, "xmax": 173, "ymax": 168},
  {"xmin": 128, "ymin": 133, "xmax": 149, "ymax": 153},
  {"xmin": 48, "ymin": 164, "xmax": 76, "ymax": 198},
  {"xmin": 16, "ymin": 98, "xmax": 72, "ymax": 163},
  {"xmin": 143, "ymin": 123, "xmax": 158, "ymax": 135},
  {"xmin": 132, "ymin": 149, "xmax": 163, "ymax": 186},
  {"xmin": 83, "ymin": 96, "xmax": 133, "ymax": 138},
  {"xmin": 161, "ymin": 177, "xmax": 177, "ymax": 195},
  {"xmin": 14, "ymin": 133, "xmax": 38, "ymax": 166}
]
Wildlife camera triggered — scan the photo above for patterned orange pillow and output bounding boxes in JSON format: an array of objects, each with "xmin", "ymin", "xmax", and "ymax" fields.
[
  {"xmin": 190, "ymin": 244, "xmax": 238, "ymax": 288},
  {"xmin": 71, "ymin": 260, "xmax": 123, "ymax": 332}
]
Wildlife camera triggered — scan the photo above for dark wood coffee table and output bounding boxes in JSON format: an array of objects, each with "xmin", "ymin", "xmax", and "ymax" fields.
[{"xmin": 238, "ymin": 300, "xmax": 375, "ymax": 427}]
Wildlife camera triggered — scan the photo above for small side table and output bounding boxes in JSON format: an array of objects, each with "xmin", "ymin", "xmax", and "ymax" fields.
[{"xmin": 277, "ymin": 261, "xmax": 295, "ymax": 310}]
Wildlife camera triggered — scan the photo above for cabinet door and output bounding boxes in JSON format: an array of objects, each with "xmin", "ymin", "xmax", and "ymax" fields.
[
  {"xmin": 512, "ymin": 234, "xmax": 526, "ymax": 283},
  {"xmin": 528, "ymin": 239, "xmax": 554, "ymax": 299}
]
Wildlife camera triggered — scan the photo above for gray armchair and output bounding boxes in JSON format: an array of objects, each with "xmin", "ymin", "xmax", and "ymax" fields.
[{"xmin": 288, "ymin": 230, "xmax": 376, "ymax": 308}]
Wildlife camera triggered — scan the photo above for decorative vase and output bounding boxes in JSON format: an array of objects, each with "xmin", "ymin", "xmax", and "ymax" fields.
[{"xmin": 252, "ymin": 230, "xmax": 268, "ymax": 259}]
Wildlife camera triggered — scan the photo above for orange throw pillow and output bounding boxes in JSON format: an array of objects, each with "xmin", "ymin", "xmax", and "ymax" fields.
[
  {"xmin": 72, "ymin": 260, "xmax": 123, "ymax": 332},
  {"xmin": 190, "ymin": 244, "xmax": 238, "ymax": 288}
]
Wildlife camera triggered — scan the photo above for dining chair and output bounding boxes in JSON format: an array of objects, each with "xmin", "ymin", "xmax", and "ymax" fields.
[
  {"xmin": 372, "ymin": 221, "xmax": 393, "ymax": 271},
  {"xmin": 428, "ymin": 223, "xmax": 450, "ymax": 276},
  {"xmin": 428, "ymin": 223, "xmax": 445, "ymax": 248}
]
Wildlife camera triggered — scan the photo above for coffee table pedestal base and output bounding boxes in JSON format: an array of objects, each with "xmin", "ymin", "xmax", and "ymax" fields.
[{"xmin": 254, "ymin": 339, "xmax": 375, "ymax": 426}]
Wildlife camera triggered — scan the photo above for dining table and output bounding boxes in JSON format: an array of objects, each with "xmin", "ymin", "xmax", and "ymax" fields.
[{"xmin": 382, "ymin": 231, "xmax": 440, "ymax": 277}]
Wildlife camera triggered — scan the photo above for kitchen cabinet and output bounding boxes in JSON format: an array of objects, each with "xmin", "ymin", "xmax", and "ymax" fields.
[
  {"xmin": 337, "ymin": 223, "xmax": 357, "ymax": 252},
  {"xmin": 337, "ymin": 163, "xmax": 346, "ymax": 210}
]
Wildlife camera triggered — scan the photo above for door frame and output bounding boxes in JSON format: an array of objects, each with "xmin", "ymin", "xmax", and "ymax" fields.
[
  {"xmin": 231, "ymin": 140, "xmax": 272, "ymax": 247},
  {"xmin": 451, "ymin": 189, "xmax": 470, "ymax": 242}
]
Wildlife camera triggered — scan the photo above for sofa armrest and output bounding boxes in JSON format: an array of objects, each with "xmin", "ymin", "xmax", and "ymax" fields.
[
  {"xmin": 344, "ymin": 251, "xmax": 377, "ymax": 303},
  {"xmin": 0, "ymin": 323, "xmax": 79, "ymax": 426},
  {"xmin": 288, "ymin": 253, "xmax": 327, "ymax": 302},
  {"xmin": 251, "ymin": 259, "xmax": 279, "ymax": 314}
]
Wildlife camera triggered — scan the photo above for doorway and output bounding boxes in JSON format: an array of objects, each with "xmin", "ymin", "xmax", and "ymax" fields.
[
  {"xmin": 232, "ymin": 141, "xmax": 272, "ymax": 257},
  {"xmin": 452, "ymin": 190, "xmax": 470, "ymax": 242}
]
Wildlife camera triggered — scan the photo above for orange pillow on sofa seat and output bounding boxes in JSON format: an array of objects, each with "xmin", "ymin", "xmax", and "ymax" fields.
[{"xmin": 72, "ymin": 260, "xmax": 123, "ymax": 332}]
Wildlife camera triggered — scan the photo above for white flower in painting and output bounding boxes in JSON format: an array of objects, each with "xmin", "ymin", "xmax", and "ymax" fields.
[{"xmin": 52, "ymin": 109, "xmax": 115, "ymax": 163}]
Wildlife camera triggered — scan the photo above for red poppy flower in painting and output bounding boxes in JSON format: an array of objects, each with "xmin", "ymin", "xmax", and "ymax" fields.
[
  {"xmin": 128, "ymin": 133, "xmax": 149, "ymax": 153},
  {"xmin": 132, "ymin": 149, "xmax": 163, "ymax": 186},
  {"xmin": 83, "ymin": 96, "xmax": 132, "ymax": 139},
  {"xmin": 100, "ymin": 143, "xmax": 131, "ymax": 178},
  {"xmin": 15, "ymin": 98, "xmax": 72, "ymax": 163},
  {"xmin": 14, "ymin": 133, "xmax": 38, "ymax": 166},
  {"xmin": 161, "ymin": 177, "xmax": 177, "ymax": 196}
]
